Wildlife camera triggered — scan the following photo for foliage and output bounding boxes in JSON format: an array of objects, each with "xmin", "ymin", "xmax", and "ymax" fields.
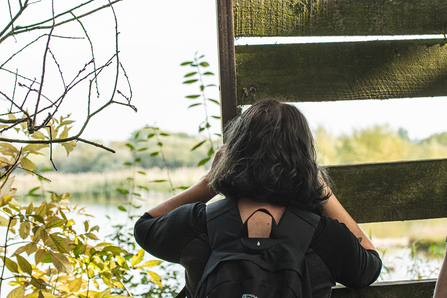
[
  {"xmin": 0, "ymin": 188, "xmax": 163, "ymax": 297},
  {"xmin": 104, "ymin": 126, "xmax": 185, "ymax": 297},
  {"xmin": 316, "ymin": 125, "xmax": 447, "ymax": 166},
  {"xmin": 0, "ymin": 0, "xmax": 168, "ymax": 297},
  {"xmin": 181, "ymin": 53, "xmax": 221, "ymax": 166}
]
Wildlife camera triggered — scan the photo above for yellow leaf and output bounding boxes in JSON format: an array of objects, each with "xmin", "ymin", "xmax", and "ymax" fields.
[
  {"xmin": 131, "ymin": 249, "xmax": 144, "ymax": 266},
  {"xmin": 59, "ymin": 126, "xmax": 69, "ymax": 139},
  {"xmin": 68, "ymin": 277, "xmax": 83, "ymax": 293},
  {"xmin": 142, "ymin": 259, "xmax": 163, "ymax": 268},
  {"xmin": 26, "ymin": 202, "xmax": 34, "ymax": 215},
  {"xmin": 56, "ymin": 284, "xmax": 69, "ymax": 293},
  {"xmin": 94, "ymin": 288, "xmax": 111, "ymax": 298},
  {"xmin": 8, "ymin": 113, "xmax": 16, "ymax": 120},
  {"xmin": 112, "ymin": 279, "xmax": 124, "ymax": 289},
  {"xmin": 0, "ymin": 215, "xmax": 9, "ymax": 226},
  {"xmin": 20, "ymin": 157, "xmax": 35, "ymax": 172},
  {"xmin": 22, "ymin": 144, "xmax": 48, "ymax": 153},
  {"xmin": 146, "ymin": 270, "xmax": 163, "ymax": 288},
  {"xmin": 6, "ymin": 285, "xmax": 25, "ymax": 298},
  {"xmin": 31, "ymin": 131, "xmax": 46, "ymax": 140}
]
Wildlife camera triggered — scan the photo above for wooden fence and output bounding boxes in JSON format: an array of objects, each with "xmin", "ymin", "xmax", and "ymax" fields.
[{"xmin": 216, "ymin": 0, "xmax": 447, "ymax": 296}]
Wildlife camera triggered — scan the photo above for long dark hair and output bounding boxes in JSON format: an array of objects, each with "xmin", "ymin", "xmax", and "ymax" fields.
[{"xmin": 208, "ymin": 99, "xmax": 330, "ymax": 210}]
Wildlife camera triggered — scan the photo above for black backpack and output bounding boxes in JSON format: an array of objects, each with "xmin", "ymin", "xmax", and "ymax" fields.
[{"xmin": 181, "ymin": 198, "xmax": 319, "ymax": 298}]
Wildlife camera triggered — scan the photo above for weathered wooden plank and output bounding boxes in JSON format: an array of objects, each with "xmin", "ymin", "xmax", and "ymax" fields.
[
  {"xmin": 332, "ymin": 279, "xmax": 436, "ymax": 298},
  {"xmin": 217, "ymin": 0, "xmax": 238, "ymax": 135},
  {"xmin": 236, "ymin": 40, "xmax": 447, "ymax": 105},
  {"xmin": 327, "ymin": 159, "xmax": 447, "ymax": 224},
  {"xmin": 234, "ymin": 0, "xmax": 447, "ymax": 37}
]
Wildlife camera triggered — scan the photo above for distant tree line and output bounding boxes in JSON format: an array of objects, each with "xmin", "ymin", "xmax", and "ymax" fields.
[{"xmin": 29, "ymin": 126, "xmax": 447, "ymax": 173}]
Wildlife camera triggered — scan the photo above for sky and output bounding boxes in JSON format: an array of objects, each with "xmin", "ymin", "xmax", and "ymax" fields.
[{"xmin": 2, "ymin": 0, "xmax": 447, "ymax": 144}]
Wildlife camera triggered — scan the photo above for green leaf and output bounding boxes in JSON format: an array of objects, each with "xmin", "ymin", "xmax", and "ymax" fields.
[
  {"xmin": 117, "ymin": 206, "xmax": 127, "ymax": 212},
  {"xmin": 191, "ymin": 140, "xmax": 206, "ymax": 151},
  {"xmin": 125, "ymin": 143, "xmax": 134, "ymax": 151},
  {"xmin": 46, "ymin": 218, "xmax": 65, "ymax": 229},
  {"xmin": 50, "ymin": 252, "xmax": 72, "ymax": 274},
  {"xmin": 183, "ymin": 79, "xmax": 198, "ymax": 84},
  {"xmin": 160, "ymin": 132, "xmax": 170, "ymax": 136},
  {"xmin": 85, "ymin": 233, "xmax": 99, "ymax": 240},
  {"xmin": 198, "ymin": 157, "xmax": 211, "ymax": 166},
  {"xmin": 185, "ymin": 95, "xmax": 200, "ymax": 99},
  {"xmin": 211, "ymin": 115, "xmax": 221, "ymax": 119},
  {"xmin": 35, "ymin": 249, "xmax": 48, "ymax": 265},
  {"xmin": 150, "ymin": 151, "xmax": 159, "ymax": 156},
  {"xmin": 147, "ymin": 133, "xmax": 155, "ymax": 139},
  {"xmin": 49, "ymin": 234, "xmax": 69, "ymax": 254},
  {"xmin": 123, "ymin": 162, "xmax": 132, "ymax": 166},
  {"xmin": 116, "ymin": 188, "xmax": 129, "ymax": 195},
  {"xmin": 203, "ymin": 71, "xmax": 214, "ymax": 75},
  {"xmin": 208, "ymin": 98, "xmax": 220, "ymax": 105},
  {"xmin": 137, "ymin": 147, "xmax": 148, "ymax": 152},
  {"xmin": 149, "ymin": 179, "xmax": 167, "ymax": 183},
  {"xmin": 94, "ymin": 288, "xmax": 111, "ymax": 298},
  {"xmin": 176, "ymin": 186, "xmax": 190, "ymax": 190},
  {"xmin": 16, "ymin": 254, "xmax": 32, "ymax": 275},
  {"xmin": 137, "ymin": 185, "xmax": 149, "ymax": 191},
  {"xmin": 138, "ymin": 171, "xmax": 146, "ymax": 175},
  {"xmin": 188, "ymin": 103, "xmax": 202, "ymax": 109},
  {"xmin": 4, "ymin": 257, "xmax": 19, "ymax": 273},
  {"xmin": 19, "ymin": 221, "xmax": 31, "ymax": 239},
  {"xmin": 180, "ymin": 61, "xmax": 193, "ymax": 66},
  {"xmin": 184, "ymin": 71, "xmax": 197, "ymax": 77},
  {"xmin": 135, "ymin": 157, "xmax": 142, "ymax": 163},
  {"xmin": 200, "ymin": 62, "xmax": 210, "ymax": 67},
  {"xmin": 102, "ymin": 246, "xmax": 127, "ymax": 255}
]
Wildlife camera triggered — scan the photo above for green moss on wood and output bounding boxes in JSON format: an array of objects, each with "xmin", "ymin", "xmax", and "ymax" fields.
[
  {"xmin": 326, "ymin": 159, "xmax": 447, "ymax": 223},
  {"xmin": 234, "ymin": 0, "xmax": 447, "ymax": 37},
  {"xmin": 236, "ymin": 40, "xmax": 447, "ymax": 104}
]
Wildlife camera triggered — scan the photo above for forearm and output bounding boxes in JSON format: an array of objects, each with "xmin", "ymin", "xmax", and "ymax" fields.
[
  {"xmin": 322, "ymin": 192, "xmax": 376, "ymax": 251},
  {"xmin": 147, "ymin": 178, "xmax": 217, "ymax": 218}
]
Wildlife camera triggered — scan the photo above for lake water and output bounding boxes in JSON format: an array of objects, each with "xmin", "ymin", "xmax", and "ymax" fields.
[{"xmin": 1, "ymin": 196, "xmax": 445, "ymax": 297}]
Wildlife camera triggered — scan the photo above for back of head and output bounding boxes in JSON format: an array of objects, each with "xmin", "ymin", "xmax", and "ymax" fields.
[{"xmin": 209, "ymin": 99, "xmax": 329, "ymax": 209}]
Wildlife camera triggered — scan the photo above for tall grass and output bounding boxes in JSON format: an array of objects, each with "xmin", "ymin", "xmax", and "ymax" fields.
[{"xmin": 13, "ymin": 167, "xmax": 208, "ymax": 203}]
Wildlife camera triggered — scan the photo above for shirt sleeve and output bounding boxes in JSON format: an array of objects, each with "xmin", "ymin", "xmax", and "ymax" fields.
[
  {"xmin": 134, "ymin": 202, "xmax": 207, "ymax": 263},
  {"xmin": 310, "ymin": 216, "xmax": 382, "ymax": 288}
]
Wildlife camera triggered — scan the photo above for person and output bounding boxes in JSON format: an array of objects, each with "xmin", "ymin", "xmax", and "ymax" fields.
[{"xmin": 134, "ymin": 99, "xmax": 382, "ymax": 297}]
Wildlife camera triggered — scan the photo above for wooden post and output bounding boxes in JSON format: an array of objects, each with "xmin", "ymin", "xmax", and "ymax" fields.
[{"xmin": 216, "ymin": 0, "xmax": 237, "ymax": 138}]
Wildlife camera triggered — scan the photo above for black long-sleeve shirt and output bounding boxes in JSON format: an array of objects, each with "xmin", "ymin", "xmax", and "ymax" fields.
[{"xmin": 135, "ymin": 202, "xmax": 382, "ymax": 297}]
